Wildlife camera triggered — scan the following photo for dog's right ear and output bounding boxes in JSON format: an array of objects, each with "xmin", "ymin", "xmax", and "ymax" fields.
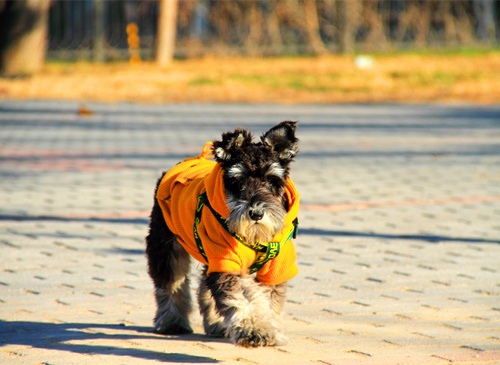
[{"xmin": 213, "ymin": 129, "xmax": 253, "ymax": 162}]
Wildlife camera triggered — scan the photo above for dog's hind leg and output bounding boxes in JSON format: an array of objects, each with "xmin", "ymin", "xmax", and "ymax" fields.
[
  {"xmin": 146, "ymin": 197, "xmax": 193, "ymax": 334},
  {"xmin": 197, "ymin": 266, "xmax": 226, "ymax": 337},
  {"xmin": 153, "ymin": 269, "xmax": 192, "ymax": 334}
]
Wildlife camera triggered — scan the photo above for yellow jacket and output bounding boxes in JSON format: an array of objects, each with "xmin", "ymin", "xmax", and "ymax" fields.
[{"xmin": 156, "ymin": 144, "xmax": 300, "ymax": 286}]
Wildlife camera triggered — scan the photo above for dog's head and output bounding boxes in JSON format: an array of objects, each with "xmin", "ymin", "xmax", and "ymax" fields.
[{"xmin": 212, "ymin": 121, "xmax": 298, "ymax": 243}]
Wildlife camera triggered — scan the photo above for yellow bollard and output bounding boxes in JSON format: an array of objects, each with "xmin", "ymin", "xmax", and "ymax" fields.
[{"xmin": 126, "ymin": 22, "xmax": 142, "ymax": 65}]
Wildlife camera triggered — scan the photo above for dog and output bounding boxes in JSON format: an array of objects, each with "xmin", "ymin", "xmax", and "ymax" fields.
[{"xmin": 145, "ymin": 121, "xmax": 300, "ymax": 347}]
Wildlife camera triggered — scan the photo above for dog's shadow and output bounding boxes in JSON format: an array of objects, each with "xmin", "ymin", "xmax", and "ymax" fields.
[{"xmin": 0, "ymin": 320, "xmax": 222, "ymax": 363}]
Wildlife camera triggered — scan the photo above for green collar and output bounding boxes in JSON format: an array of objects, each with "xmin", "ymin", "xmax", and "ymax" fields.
[{"xmin": 194, "ymin": 191, "xmax": 298, "ymax": 274}]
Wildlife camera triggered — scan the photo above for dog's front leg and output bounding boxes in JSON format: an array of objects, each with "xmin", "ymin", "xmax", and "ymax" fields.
[
  {"xmin": 266, "ymin": 283, "xmax": 288, "ymax": 345},
  {"xmin": 206, "ymin": 272, "xmax": 275, "ymax": 347}
]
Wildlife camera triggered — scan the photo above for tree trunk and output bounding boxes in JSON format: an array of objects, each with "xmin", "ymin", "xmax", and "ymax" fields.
[
  {"xmin": 473, "ymin": 0, "xmax": 496, "ymax": 41},
  {"xmin": 0, "ymin": 0, "xmax": 50, "ymax": 76},
  {"xmin": 157, "ymin": 0, "xmax": 179, "ymax": 66},
  {"xmin": 303, "ymin": 0, "xmax": 326, "ymax": 54},
  {"xmin": 92, "ymin": 0, "xmax": 105, "ymax": 62},
  {"xmin": 336, "ymin": 0, "xmax": 359, "ymax": 54}
]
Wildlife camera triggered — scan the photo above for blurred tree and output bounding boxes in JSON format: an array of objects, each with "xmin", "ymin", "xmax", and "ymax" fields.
[
  {"xmin": 157, "ymin": 0, "xmax": 178, "ymax": 66},
  {"xmin": 473, "ymin": 0, "xmax": 496, "ymax": 41},
  {"xmin": 336, "ymin": 0, "xmax": 360, "ymax": 53},
  {"xmin": 303, "ymin": 0, "xmax": 326, "ymax": 54},
  {"xmin": 92, "ymin": 0, "xmax": 105, "ymax": 62},
  {"xmin": 0, "ymin": 0, "xmax": 50, "ymax": 75}
]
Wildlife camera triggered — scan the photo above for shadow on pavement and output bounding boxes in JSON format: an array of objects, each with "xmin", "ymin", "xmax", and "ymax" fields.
[
  {"xmin": 0, "ymin": 320, "xmax": 221, "ymax": 363},
  {"xmin": 0, "ymin": 214, "xmax": 149, "ymax": 225},
  {"xmin": 300, "ymin": 228, "xmax": 500, "ymax": 244},
  {"xmin": 2, "ymin": 214, "xmax": 498, "ymax": 245}
]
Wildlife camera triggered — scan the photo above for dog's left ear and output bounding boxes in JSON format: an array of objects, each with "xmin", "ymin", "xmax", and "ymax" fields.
[{"xmin": 261, "ymin": 121, "xmax": 298, "ymax": 162}]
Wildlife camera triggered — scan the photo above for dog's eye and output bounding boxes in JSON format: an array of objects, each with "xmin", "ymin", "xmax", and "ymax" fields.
[
  {"xmin": 235, "ymin": 175, "xmax": 248, "ymax": 184},
  {"xmin": 267, "ymin": 176, "xmax": 282, "ymax": 187}
]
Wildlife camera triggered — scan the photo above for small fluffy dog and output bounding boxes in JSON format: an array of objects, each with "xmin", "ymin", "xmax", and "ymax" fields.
[{"xmin": 145, "ymin": 121, "xmax": 300, "ymax": 347}]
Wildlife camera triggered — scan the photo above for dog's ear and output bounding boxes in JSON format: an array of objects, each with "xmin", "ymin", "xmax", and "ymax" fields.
[
  {"xmin": 213, "ymin": 129, "xmax": 253, "ymax": 162},
  {"xmin": 261, "ymin": 121, "xmax": 298, "ymax": 162}
]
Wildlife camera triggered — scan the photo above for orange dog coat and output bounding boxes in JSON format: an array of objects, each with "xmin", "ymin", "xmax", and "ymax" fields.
[{"xmin": 156, "ymin": 143, "xmax": 300, "ymax": 286}]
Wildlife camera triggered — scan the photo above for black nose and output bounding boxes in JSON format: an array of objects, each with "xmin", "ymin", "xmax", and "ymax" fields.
[{"xmin": 250, "ymin": 211, "xmax": 264, "ymax": 221}]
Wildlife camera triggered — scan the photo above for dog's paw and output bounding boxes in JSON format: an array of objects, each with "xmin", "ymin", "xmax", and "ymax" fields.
[
  {"xmin": 231, "ymin": 326, "xmax": 279, "ymax": 347},
  {"xmin": 273, "ymin": 332, "xmax": 288, "ymax": 346},
  {"xmin": 236, "ymin": 332, "xmax": 271, "ymax": 347},
  {"xmin": 154, "ymin": 314, "xmax": 193, "ymax": 335},
  {"xmin": 203, "ymin": 319, "xmax": 226, "ymax": 337}
]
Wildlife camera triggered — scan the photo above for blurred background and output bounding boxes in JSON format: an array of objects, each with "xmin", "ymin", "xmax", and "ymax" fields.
[
  {"xmin": 48, "ymin": 0, "xmax": 499, "ymax": 58},
  {"xmin": 1, "ymin": 0, "xmax": 499, "ymax": 70},
  {"xmin": 0, "ymin": 0, "xmax": 499, "ymax": 104}
]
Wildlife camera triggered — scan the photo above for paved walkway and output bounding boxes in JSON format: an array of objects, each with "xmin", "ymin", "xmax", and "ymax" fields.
[{"xmin": 1, "ymin": 101, "xmax": 499, "ymax": 365}]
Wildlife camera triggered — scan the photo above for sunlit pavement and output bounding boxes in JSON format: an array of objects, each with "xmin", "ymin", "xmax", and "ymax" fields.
[{"xmin": 1, "ymin": 101, "xmax": 499, "ymax": 364}]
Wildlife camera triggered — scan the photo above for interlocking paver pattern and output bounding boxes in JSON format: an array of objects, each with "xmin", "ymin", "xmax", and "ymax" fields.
[{"xmin": 1, "ymin": 101, "xmax": 499, "ymax": 364}]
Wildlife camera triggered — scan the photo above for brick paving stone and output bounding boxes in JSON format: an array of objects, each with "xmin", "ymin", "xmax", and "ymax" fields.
[{"xmin": 1, "ymin": 101, "xmax": 499, "ymax": 364}]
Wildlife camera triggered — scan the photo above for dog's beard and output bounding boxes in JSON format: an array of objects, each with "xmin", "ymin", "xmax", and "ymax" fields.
[{"xmin": 226, "ymin": 197, "xmax": 286, "ymax": 243}]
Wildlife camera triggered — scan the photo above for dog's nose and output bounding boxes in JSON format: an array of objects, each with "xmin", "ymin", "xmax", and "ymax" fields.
[{"xmin": 250, "ymin": 211, "xmax": 264, "ymax": 221}]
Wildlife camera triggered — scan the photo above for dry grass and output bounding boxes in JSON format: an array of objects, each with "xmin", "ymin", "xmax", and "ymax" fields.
[{"xmin": 1, "ymin": 52, "xmax": 499, "ymax": 104}]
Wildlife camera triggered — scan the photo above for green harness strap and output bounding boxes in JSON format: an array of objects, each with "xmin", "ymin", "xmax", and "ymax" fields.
[{"xmin": 193, "ymin": 191, "xmax": 298, "ymax": 274}]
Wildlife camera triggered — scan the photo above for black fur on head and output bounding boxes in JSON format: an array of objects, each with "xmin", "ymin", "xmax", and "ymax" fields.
[
  {"xmin": 212, "ymin": 121, "xmax": 298, "ymax": 243},
  {"xmin": 213, "ymin": 121, "xmax": 298, "ymax": 170}
]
